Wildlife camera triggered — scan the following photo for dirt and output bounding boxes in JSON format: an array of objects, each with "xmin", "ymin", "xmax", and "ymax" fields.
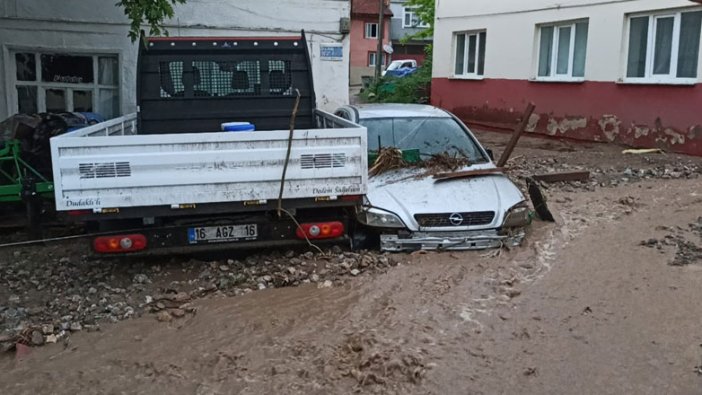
[{"xmin": 1, "ymin": 132, "xmax": 702, "ymax": 394}]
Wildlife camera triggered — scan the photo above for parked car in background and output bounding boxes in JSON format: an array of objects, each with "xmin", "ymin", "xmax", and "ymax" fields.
[
  {"xmin": 382, "ymin": 59, "xmax": 417, "ymax": 77},
  {"xmin": 334, "ymin": 104, "xmax": 531, "ymax": 252}
]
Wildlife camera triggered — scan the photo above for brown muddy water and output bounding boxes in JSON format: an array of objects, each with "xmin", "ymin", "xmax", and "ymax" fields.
[{"xmin": 1, "ymin": 178, "xmax": 702, "ymax": 394}]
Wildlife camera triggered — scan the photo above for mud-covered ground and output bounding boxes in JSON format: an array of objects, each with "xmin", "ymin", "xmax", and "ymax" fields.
[{"xmin": 1, "ymin": 132, "xmax": 701, "ymax": 394}]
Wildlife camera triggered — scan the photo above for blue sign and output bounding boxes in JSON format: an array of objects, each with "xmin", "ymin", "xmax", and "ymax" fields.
[{"xmin": 320, "ymin": 44, "xmax": 343, "ymax": 61}]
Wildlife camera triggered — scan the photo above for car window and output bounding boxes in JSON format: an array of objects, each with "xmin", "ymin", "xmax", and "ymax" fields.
[{"xmin": 361, "ymin": 117, "xmax": 486, "ymax": 162}]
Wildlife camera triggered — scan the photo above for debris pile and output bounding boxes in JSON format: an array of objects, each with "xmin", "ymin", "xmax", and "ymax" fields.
[
  {"xmin": 421, "ymin": 152, "xmax": 470, "ymax": 174},
  {"xmin": 0, "ymin": 244, "xmax": 400, "ymax": 351},
  {"xmin": 640, "ymin": 218, "xmax": 702, "ymax": 266},
  {"xmin": 369, "ymin": 148, "xmax": 407, "ymax": 177},
  {"xmin": 336, "ymin": 332, "xmax": 431, "ymax": 387}
]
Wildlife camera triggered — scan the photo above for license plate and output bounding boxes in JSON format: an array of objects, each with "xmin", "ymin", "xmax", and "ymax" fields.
[{"xmin": 187, "ymin": 224, "xmax": 258, "ymax": 244}]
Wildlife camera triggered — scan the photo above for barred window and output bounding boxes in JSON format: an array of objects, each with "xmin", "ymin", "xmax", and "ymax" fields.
[{"xmin": 159, "ymin": 61, "xmax": 184, "ymax": 98}]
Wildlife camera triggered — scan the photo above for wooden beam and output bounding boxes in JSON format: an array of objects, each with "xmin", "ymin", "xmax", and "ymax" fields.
[
  {"xmin": 531, "ymin": 171, "xmax": 590, "ymax": 183},
  {"xmin": 496, "ymin": 102, "xmax": 536, "ymax": 168},
  {"xmin": 433, "ymin": 167, "xmax": 505, "ymax": 182}
]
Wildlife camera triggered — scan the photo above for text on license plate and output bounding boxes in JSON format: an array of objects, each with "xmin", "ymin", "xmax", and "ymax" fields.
[{"xmin": 187, "ymin": 224, "xmax": 258, "ymax": 244}]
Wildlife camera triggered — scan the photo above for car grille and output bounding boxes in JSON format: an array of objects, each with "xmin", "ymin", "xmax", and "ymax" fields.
[{"xmin": 414, "ymin": 211, "xmax": 495, "ymax": 227}]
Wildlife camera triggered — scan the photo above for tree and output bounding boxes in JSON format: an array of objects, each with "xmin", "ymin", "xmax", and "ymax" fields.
[{"xmin": 116, "ymin": 0, "xmax": 187, "ymax": 42}]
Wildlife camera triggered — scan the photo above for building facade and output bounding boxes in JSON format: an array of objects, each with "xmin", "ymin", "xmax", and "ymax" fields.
[
  {"xmin": 350, "ymin": 0, "xmax": 392, "ymax": 86},
  {"xmin": 0, "ymin": 0, "xmax": 351, "ymax": 121},
  {"xmin": 432, "ymin": 0, "xmax": 702, "ymax": 155},
  {"xmin": 388, "ymin": 0, "xmax": 431, "ymax": 65}
]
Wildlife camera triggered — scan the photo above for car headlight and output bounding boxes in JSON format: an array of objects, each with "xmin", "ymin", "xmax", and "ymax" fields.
[
  {"xmin": 357, "ymin": 208, "xmax": 406, "ymax": 228},
  {"xmin": 502, "ymin": 202, "xmax": 532, "ymax": 228}
]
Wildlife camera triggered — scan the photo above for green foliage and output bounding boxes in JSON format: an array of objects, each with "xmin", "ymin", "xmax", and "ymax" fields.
[
  {"xmin": 116, "ymin": 0, "xmax": 187, "ymax": 42},
  {"xmin": 362, "ymin": 45, "xmax": 433, "ymax": 104},
  {"xmin": 401, "ymin": 0, "xmax": 434, "ymax": 42}
]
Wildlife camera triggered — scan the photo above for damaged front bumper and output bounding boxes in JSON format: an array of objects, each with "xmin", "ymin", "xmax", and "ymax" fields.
[{"xmin": 380, "ymin": 229, "xmax": 525, "ymax": 252}]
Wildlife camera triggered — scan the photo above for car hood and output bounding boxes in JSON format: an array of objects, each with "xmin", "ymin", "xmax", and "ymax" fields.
[{"xmin": 366, "ymin": 164, "xmax": 525, "ymax": 231}]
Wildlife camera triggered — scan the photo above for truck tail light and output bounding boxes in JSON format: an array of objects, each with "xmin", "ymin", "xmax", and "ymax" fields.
[
  {"xmin": 93, "ymin": 234, "xmax": 147, "ymax": 253},
  {"xmin": 295, "ymin": 221, "xmax": 344, "ymax": 240}
]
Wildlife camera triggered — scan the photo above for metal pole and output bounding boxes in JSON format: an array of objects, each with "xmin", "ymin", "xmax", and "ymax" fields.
[{"xmin": 374, "ymin": 0, "xmax": 385, "ymax": 81}]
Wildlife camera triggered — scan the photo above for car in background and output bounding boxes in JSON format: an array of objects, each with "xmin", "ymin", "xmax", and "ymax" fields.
[
  {"xmin": 334, "ymin": 104, "xmax": 531, "ymax": 252},
  {"xmin": 382, "ymin": 59, "xmax": 417, "ymax": 77}
]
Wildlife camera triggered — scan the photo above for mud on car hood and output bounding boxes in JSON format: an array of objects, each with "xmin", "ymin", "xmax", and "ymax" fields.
[{"xmin": 367, "ymin": 165, "xmax": 525, "ymax": 232}]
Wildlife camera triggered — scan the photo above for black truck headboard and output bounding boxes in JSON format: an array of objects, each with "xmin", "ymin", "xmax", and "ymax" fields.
[{"xmin": 137, "ymin": 32, "xmax": 317, "ymax": 134}]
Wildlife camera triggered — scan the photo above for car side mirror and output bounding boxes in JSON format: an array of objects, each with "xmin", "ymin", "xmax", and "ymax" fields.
[{"xmin": 485, "ymin": 148, "xmax": 495, "ymax": 161}]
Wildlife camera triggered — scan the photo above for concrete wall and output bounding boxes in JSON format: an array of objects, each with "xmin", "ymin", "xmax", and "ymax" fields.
[
  {"xmin": 0, "ymin": 0, "xmax": 350, "ymax": 119},
  {"xmin": 431, "ymin": 0, "xmax": 702, "ymax": 155},
  {"xmin": 349, "ymin": 16, "xmax": 391, "ymax": 86}
]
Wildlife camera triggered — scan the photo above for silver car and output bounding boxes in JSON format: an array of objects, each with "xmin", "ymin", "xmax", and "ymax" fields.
[{"xmin": 334, "ymin": 104, "xmax": 530, "ymax": 252}]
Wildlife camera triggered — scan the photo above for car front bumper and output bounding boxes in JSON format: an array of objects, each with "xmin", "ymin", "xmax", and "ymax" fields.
[{"xmin": 380, "ymin": 229, "xmax": 525, "ymax": 252}]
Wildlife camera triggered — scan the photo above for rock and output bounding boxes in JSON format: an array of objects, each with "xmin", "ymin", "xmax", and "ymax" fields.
[
  {"xmin": 59, "ymin": 257, "xmax": 70, "ymax": 264},
  {"xmin": 318, "ymin": 280, "xmax": 333, "ymax": 289},
  {"xmin": 41, "ymin": 324, "xmax": 54, "ymax": 335},
  {"xmin": 145, "ymin": 295, "xmax": 153, "ymax": 304},
  {"xmin": 285, "ymin": 250, "xmax": 295, "ymax": 258},
  {"xmin": 69, "ymin": 322, "xmax": 82, "ymax": 332},
  {"xmin": 219, "ymin": 265, "xmax": 230, "ymax": 272},
  {"xmin": 287, "ymin": 267, "xmax": 296, "ymax": 274},
  {"xmin": 262, "ymin": 275, "xmax": 272, "ymax": 283},
  {"xmin": 45, "ymin": 334, "xmax": 58, "ymax": 344},
  {"xmin": 30, "ymin": 331, "xmax": 44, "ymax": 346},
  {"xmin": 173, "ymin": 292, "xmax": 190, "ymax": 303},
  {"xmin": 170, "ymin": 309, "xmax": 186, "ymax": 318},
  {"xmin": 133, "ymin": 274, "xmax": 150, "ymax": 284},
  {"xmin": 257, "ymin": 283, "xmax": 267, "ymax": 290},
  {"xmin": 227, "ymin": 259, "xmax": 235, "ymax": 265},
  {"xmin": 350, "ymin": 269, "xmax": 360, "ymax": 276},
  {"xmin": 156, "ymin": 311, "xmax": 172, "ymax": 322},
  {"xmin": 310, "ymin": 273, "xmax": 320, "ymax": 283}
]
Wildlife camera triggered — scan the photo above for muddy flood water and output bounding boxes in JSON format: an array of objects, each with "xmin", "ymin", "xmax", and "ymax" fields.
[{"xmin": 1, "ymin": 133, "xmax": 702, "ymax": 394}]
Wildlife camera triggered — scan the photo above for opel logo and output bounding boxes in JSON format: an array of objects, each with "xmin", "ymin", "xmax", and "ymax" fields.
[{"xmin": 449, "ymin": 213, "xmax": 464, "ymax": 226}]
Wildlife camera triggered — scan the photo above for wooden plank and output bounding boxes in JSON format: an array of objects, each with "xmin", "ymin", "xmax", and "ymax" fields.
[
  {"xmin": 531, "ymin": 171, "xmax": 590, "ymax": 183},
  {"xmin": 433, "ymin": 167, "xmax": 505, "ymax": 182},
  {"xmin": 496, "ymin": 102, "xmax": 536, "ymax": 168}
]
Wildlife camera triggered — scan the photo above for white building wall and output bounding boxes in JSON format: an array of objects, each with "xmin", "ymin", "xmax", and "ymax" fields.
[
  {"xmin": 433, "ymin": 0, "xmax": 702, "ymax": 81},
  {"xmin": 0, "ymin": 0, "xmax": 350, "ymax": 120}
]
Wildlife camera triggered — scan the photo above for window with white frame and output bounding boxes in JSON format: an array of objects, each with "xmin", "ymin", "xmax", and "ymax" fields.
[
  {"xmin": 537, "ymin": 20, "xmax": 589, "ymax": 80},
  {"xmin": 13, "ymin": 52, "xmax": 120, "ymax": 118},
  {"xmin": 403, "ymin": 7, "xmax": 429, "ymax": 28},
  {"xmin": 626, "ymin": 9, "xmax": 702, "ymax": 83},
  {"xmin": 368, "ymin": 52, "xmax": 387, "ymax": 67},
  {"xmin": 453, "ymin": 31, "xmax": 486, "ymax": 78},
  {"xmin": 365, "ymin": 23, "xmax": 379, "ymax": 39}
]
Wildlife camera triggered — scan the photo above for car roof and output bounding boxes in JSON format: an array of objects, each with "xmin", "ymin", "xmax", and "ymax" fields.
[{"xmin": 349, "ymin": 104, "xmax": 451, "ymax": 120}]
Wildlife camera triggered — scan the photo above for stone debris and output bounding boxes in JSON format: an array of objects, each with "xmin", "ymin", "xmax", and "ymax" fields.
[
  {"xmin": 640, "ymin": 218, "xmax": 702, "ymax": 266},
  {"xmin": 0, "ymin": 245, "xmax": 399, "ymax": 348}
]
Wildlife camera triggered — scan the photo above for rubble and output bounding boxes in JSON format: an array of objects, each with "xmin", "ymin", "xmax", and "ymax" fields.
[
  {"xmin": 640, "ymin": 218, "xmax": 702, "ymax": 266},
  {"xmin": 0, "ymin": 244, "xmax": 400, "ymax": 349}
]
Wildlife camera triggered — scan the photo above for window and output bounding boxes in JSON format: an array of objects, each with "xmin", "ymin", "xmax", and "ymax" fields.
[
  {"xmin": 365, "ymin": 23, "xmax": 379, "ymax": 39},
  {"xmin": 368, "ymin": 52, "xmax": 388, "ymax": 67},
  {"xmin": 537, "ymin": 20, "xmax": 589, "ymax": 80},
  {"xmin": 403, "ymin": 7, "xmax": 429, "ymax": 28},
  {"xmin": 12, "ymin": 52, "xmax": 120, "ymax": 118},
  {"xmin": 626, "ymin": 10, "xmax": 702, "ymax": 83},
  {"xmin": 453, "ymin": 31, "xmax": 486, "ymax": 78}
]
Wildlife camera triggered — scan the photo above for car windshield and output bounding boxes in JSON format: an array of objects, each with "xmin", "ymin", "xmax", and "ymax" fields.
[{"xmin": 361, "ymin": 117, "xmax": 487, "ymax": 162}]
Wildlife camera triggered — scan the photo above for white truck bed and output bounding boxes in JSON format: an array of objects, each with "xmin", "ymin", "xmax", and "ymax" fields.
[{"xmin": 50, "ymin": 111, "xmax": 368, "ymax": 212}]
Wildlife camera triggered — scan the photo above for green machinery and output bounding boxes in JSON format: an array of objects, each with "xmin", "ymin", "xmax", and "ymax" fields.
[{"xmin": 0, "ymin": 139, "xmax": 54, "ymax": 233}]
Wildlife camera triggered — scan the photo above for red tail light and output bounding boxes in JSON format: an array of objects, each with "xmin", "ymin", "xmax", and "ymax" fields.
[
  {"xmin": 295, "ymin": 221, "xmax": 344, "ymax": 240},
  {"xmin": 93, "ymin": 234, "xmax": 147, "ymax": 253}
]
